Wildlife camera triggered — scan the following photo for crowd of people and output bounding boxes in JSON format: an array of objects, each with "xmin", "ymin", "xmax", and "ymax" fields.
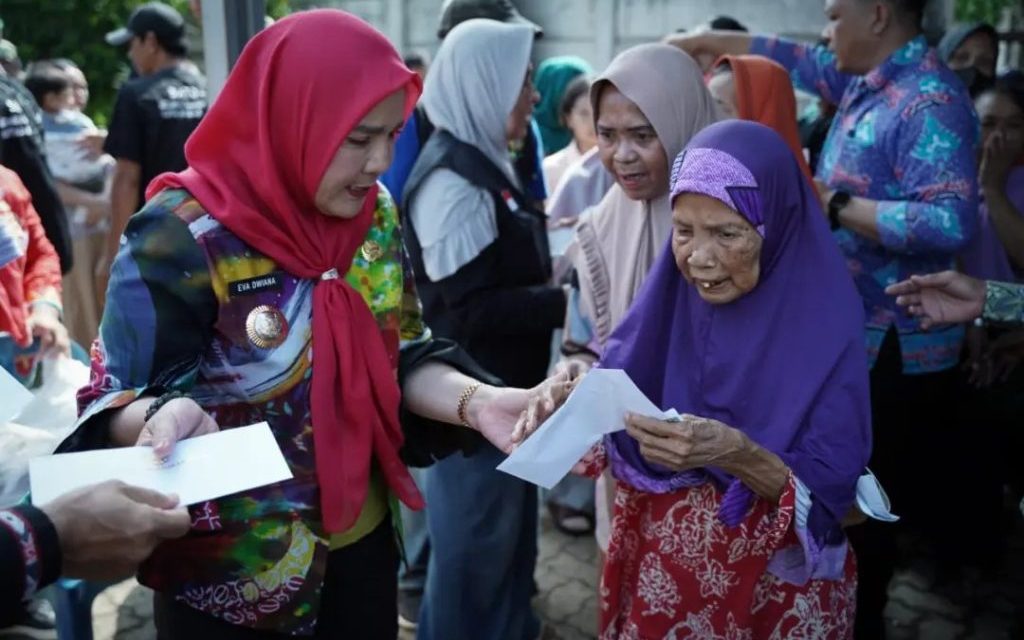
[{"xmin": 0, "ymin": 0, "xmax": 1022, "ymax": 638}]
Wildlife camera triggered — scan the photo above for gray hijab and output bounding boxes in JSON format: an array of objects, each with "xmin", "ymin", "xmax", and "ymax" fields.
[{"xmin": 421, "ymin": 18, "xmax": 534, "ymax": 181}]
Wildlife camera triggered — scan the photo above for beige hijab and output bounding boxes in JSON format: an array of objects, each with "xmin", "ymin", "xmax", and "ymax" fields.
[{"xmin": 570, "ymin": 44, "xmax": 719, "ymax": 348}]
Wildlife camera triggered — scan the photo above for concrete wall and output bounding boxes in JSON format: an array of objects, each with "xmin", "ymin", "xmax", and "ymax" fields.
[{"xmin": 300, "ymin": 0, "xmax": 954, "ymax": 70}]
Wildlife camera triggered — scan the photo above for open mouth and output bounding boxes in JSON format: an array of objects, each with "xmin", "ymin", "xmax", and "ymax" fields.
[
  {"xmin": 346, "ymin": 184, "xmax": 373, "ymax": 198},
  {"xmin": 618, "ymin": 171, "xmax": 647, "ymax": 189},
  {"xmin": 695, "ymin": 278, "xmax": 728, "ymax": 292}
]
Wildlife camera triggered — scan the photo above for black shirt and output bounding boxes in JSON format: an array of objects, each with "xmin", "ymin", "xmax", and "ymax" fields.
[
  {"xmin": 104, "ymin": 64, "xmax": 207, "ymax": 205},
  {"xmin": 0, "ymin": 76, "xmax": 73, "ymax": 273}
]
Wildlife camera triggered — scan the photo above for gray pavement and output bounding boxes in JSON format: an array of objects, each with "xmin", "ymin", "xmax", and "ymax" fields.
[{"xmin": 87, "ymin": 509, "xmax": 1023, "ymax": 640}]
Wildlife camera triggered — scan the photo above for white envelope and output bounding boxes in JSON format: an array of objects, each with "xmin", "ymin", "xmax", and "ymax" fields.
[
  {"xmin": 497, "ymin": 369, "xmax": 675, "ymax": 489},
  {"xmin": 29, "ymin": 422, "xmax": 293, "ymax": 506}
]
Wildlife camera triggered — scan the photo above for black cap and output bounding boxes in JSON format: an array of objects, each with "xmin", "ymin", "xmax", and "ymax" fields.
[
  {"xmin": 105, "ymin": 2, "xmax": 187, "ymax": 53},
  {"xmin": 437, "ymin": 0, "xmax": 543, "ymax": 40}
]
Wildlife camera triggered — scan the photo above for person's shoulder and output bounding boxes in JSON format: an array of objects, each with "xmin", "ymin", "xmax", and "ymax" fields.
[
  {"xmin": 415, "ymin": 168, "xmax": 487, "ymax": 207},
  {"xmin": 161, "ymin": 65, "xmax": 207, "ymax": 95},
  {"xmin": 172, "ymin": 62, "xmax": 206, "ymax": 83},
  {"xmin": 117, "ymin": 73, "xmax": 152, "ymax": 97},
  {"xmin": 140, "ymin": 188, "xmax": 210, "ymax": 227},
  {"xmin": 898, "ymin": 54, "xmax": 975, "ymax": 119}
]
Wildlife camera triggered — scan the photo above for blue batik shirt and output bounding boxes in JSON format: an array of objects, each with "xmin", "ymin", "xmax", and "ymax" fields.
[{"xmin": 752, "ymin": 35, "xmax": 979, "ymax": 374}]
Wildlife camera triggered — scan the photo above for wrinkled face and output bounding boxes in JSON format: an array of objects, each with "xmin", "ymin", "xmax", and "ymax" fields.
[
  {"xmin": 314, "ymin": 88, "xmax": 406, "ymax": 219},
  {"xmin": 977, "ymin": 90, "xmax": 1024, "ymax": 157},
  {"xmin": 822, "ymin": 0, "xmax": 879, "ymax": 75},
  {"xmin": 949, "ymin": 32, "xmax": 998, "ymax": 80},
  {"xmin": 566, "ymin": 91, "xmax": 597, "ymax": 151},
  {"xmin": 672, "ymin": 192, "xmax": 763, "ymax": 304},
  {"xmin": 506, "ymin": 64, "xmax": 539, "ymax": 143},
  {"xmin": 64, "ymin": 66, "xmax": 89, "ymax": 111},
  {"xmin": 596, "ymin": 85, "xmax": 669, "ymax": 201},
  {"xmin": 706, "ymin": 69, "xmax": 738, "ymax": 119}
]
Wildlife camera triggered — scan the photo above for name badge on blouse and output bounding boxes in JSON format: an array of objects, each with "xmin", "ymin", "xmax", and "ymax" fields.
[
  {"xmin": 229, "ymin": 272, "xmax": 283, "ymax": 298},
  {"xmin": 246, "ymin": 305, "xmax": 288, "ymax": 350},
  {"xmin": 501, "ymin": 189, "xmax": 519, "ymax": 212}
]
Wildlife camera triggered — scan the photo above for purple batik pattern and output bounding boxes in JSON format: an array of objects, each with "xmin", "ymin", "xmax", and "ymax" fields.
[{"xmin": 752, "ymin": 35, "xmax": 979, "ymax": 373}]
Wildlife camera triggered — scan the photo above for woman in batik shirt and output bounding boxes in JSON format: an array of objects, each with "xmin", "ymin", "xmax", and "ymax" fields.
[{"xmin": 58, "ymin": 11, "xmax": 560, "ymax": 639}]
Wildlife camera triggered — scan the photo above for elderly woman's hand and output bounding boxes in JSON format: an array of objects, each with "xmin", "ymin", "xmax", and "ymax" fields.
[
  {"xmin": 506, "ymin": 369, "xmax": 581, "ymax": 446},
  {"xmin": 625, "ymin": 412, "xmax": 747, "ymax": 472}
]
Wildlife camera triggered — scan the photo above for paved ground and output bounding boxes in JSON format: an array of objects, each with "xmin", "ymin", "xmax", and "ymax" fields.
[{"xmin": 87, "ymin": 508, "xmax": 1024, "ymax": 640}]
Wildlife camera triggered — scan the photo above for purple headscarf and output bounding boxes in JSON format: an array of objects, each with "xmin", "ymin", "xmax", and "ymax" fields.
[{"xmin": 601, "ymin": 120, "xmax": 871, "ymax": 540}]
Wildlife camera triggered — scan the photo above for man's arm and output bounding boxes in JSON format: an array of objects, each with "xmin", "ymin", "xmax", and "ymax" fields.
[
  {"xmin": 870, "ymin": 104, "xmax": 978, "ymax": 255},
  {"xmin": 666, "ymin": 30, "xmax": 852, "ymax": 103},
  {"xmin": 106, "ymin": 159, "xmax": 142, "ymax": 261},
  {"xmin": 102, "ymin": 83, "xmax": 145, "ymax": 270}
]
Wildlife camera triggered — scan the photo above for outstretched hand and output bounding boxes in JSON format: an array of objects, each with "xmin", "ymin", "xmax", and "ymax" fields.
[
  {"xmin": 886, "ymin": 271, "xmax": 986, "ymax": 329},
  {"xmin": 471, "ymin": 370, "xmax": 580, "ymax": 454},
  {"xmin": 41, "ymin": 480, "xmax": 190, "ymax": 580}
]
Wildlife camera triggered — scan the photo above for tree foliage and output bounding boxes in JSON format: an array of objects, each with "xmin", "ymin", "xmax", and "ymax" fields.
[
  {"xmin": 1, "ymin": 0, "xmax": 292, "ymax": 127},
  {"xmin": 955, "ymin": 0, "xmax": 1016, "ymax": 25}
]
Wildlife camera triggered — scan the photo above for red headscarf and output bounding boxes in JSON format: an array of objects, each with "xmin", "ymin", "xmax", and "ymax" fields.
[
  {"xmin": 714, "ymin": 55, "xmax": 816, "ymax": 186},
  {"xmin": 149, "ymin": 10, "xmax": 424, "ymax": 533}
]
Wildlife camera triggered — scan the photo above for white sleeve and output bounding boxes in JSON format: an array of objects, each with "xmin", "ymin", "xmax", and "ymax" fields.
[{"xmin": 409, "ymin": 168, "xmax": 497, "ymax": 282}]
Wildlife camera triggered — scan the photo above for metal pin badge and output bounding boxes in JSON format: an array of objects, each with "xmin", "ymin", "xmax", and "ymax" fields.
[{"xmin": 245, "ymin": 305, "xmax": 288, "ymax": 349}]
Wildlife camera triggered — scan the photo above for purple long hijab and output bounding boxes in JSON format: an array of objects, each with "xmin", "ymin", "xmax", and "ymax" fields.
[{"xmin": 602, "ymin": 120, "xmax": 871, "ymax": 539}]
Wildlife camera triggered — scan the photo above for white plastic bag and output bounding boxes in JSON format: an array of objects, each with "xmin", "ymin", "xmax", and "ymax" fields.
[
  {"xmin": 13, "ymin": 356, "xmax": 90, "ymax": 438},
  {"xmin": 0, "ymin": 422, "xmax": 59, "ymax": 508},
  {"xmin": 0, "ymin": 356, "xmax": 90, "ymax": 507}
]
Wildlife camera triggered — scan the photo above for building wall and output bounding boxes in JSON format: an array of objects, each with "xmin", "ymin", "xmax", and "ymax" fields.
[{"xmin": 303, "ymin": 0, "xmax": 954, "ymax": 69}]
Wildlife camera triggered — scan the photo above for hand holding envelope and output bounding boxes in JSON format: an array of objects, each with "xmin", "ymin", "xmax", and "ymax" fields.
[
  {"xmin": 498, "ymin": 369, "xmax": 901, "ymax": 525},
  {"xmin": 498, "ymin": 369, "xmax": 680, "ymax": 489},
  {"xmin": 31, "ymin": 422, "xmax": 293, "ymax": 506}
]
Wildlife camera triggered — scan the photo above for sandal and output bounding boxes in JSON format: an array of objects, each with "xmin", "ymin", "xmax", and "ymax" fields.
[{"xmin": 547, "ymin": 502, "xmax": 595, "ymax": 537}]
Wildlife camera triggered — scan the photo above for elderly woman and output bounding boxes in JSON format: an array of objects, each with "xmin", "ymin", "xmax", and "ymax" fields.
[
  {"xmin": 554, "ymin": 120, "xmax": 871, "ymax": 638},
  {"xmin": 401, "ymin": 19, "xmax": 566, "ymax": 640},
  {"xmin": 57, "ymin": 12, "xmax": 558, "ymax": 639},
  {"xmin": 706, "ymin": 54, "xmax": 815, "ymax": 185}
]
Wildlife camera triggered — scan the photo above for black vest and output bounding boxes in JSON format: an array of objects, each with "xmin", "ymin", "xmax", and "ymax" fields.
[{"xmin": 402, "ymin": 131, "xmax": 554, "ymax": 388}]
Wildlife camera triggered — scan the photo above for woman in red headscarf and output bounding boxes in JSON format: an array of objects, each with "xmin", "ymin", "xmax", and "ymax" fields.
[{"xmin": 57, "ymin": 10, "xmax": 560, "ymax": 639}]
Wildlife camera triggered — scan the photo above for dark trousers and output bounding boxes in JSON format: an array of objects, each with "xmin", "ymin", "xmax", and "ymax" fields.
[
  {"xmin": 154, "ymin": 520, "xmax": 399, "ymax": 639},
  {"xmin": 848, "ymin": 330, "xmax": 961, "ymax": 639}
]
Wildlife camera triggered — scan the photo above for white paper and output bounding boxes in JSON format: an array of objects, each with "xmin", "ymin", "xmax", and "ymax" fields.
[
  {"xmin": 497, "ymin": 369, "xmax": 675, "ymax": 489},
  {"xmin": 29, "ymin": 422, "xmax": 293, "ymax": 506},
  {"xmin": 856, "ymin": 469, "xmax": 899, "ymax": 522},
  {"xmin": 0, "ymin": 365, "xmax": 33, "ymax": 424}
]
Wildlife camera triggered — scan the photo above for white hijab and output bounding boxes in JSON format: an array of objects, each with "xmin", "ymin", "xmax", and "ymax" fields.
[
  {"xmin": 411, "ymin": 19, "xmax": 534, "ymax": 281},
  {"xmin": 421, "ymin": 18, "xmax": 533, "ymax": 182}
]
